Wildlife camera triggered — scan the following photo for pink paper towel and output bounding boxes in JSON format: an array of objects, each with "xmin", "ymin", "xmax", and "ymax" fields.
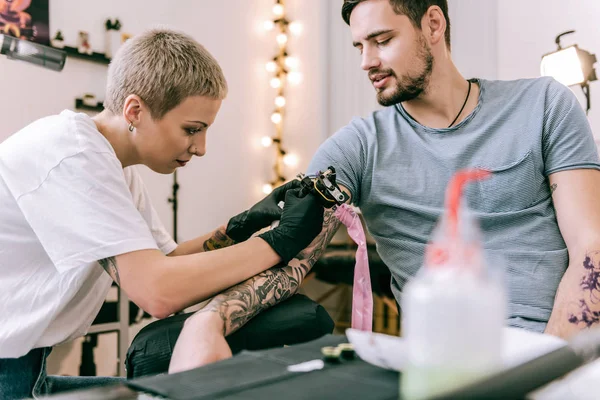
[{"xmin": 334, "ymin": 204, "xmax": 373, "ymax": 331}]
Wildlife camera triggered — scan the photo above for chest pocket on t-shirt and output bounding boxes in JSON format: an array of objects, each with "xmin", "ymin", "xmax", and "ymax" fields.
[{"xmin": 469, "ymin": 151, "xmax": 537, "ymax": 213}]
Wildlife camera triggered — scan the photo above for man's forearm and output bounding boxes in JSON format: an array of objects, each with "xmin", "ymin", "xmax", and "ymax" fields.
[
  {"xmin": 168, "ymin": 225, "xmax": 235, "ymax": 256},
  {"xmin": 189, "ymin": 210, "xmax": 341, "ymax": 336},
  {"xmin": 546, "ymin": 247, "xmax": 600, "ymax": 339}
]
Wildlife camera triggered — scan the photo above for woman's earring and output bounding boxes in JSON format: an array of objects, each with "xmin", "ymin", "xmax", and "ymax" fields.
[{"xmin": 128, "ymin": 122, "xmax": 134, "ymax": 132}]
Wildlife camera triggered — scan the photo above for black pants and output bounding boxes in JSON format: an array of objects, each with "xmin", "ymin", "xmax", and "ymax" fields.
[{"xmin": 126, "ymin": 294, "xmax": 334, "ymax": 378}]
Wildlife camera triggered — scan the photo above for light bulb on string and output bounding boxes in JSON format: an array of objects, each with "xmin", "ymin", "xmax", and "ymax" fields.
[
  {"xmin": 272, "ymin": 4, "xmax": 284, "ymax": 17},
  {"xmin": 276, "ymin": 33, "xmax": 288, "ymax": 46},
  {"xmin": 275, "ymin": 95, "xmax": 286, "ymax": 108},
  {"xmin": 261, "ymin": 136, "xmax": 273, "ymax": 147},
  {"xmin": 283, "ymin": 153, "xmax": 299, "ymax": 167},
  {"xmin": 271, "ymin": 112, "xmax": 282, "ymax": 124},
  {"xmin": 289, "ymin": 22, "xmax": 303, "ymax": 36},
  {"xmin": 263, "ymin": 20, "xmax": 274, "ymax": 31},
  {"xmin": 263, "ymin": 183, "xmax": 274, "ymax": 195},
  {"xmin": 288, "ymin": 71, "xmax": 303, "ymax": 85},
  {"xmin": 284, "ymin": 56, "xmax": 298, "ymax": 69},
  {"xmin": 265, "ymin": 61, "xmax": 277, "ymax": 73},
  {"xmin": 270, "ymin": 77, "xmax": 282, "ymax": 88}
]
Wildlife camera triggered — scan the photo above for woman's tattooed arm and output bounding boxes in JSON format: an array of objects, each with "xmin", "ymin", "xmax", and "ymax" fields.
[{"xmin": 193, "ymin": 210, "xmax": 341, "ymax": 336}]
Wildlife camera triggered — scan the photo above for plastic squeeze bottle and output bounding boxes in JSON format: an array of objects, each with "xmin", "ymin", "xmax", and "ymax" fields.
[{"xmin": 400, "ymin": 169, "xmax": 506, "ymax": 400}]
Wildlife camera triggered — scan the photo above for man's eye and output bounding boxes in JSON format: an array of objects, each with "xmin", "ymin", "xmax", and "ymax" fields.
[
  {"xmin": 186, "ymin": 128, "xmax": 201, "ymax": 135},
  {"xmin": 377, "ymin": 38, "xmax": 391, "ymax": 46}
]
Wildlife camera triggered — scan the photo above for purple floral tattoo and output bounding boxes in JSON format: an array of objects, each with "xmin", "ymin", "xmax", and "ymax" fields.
[
  {"xmin": 581, "ymin": 256, "xmax": 600, "ymax": 303},
  {"xmin": 568, "ymin": 299, "xmax": 600, "ymax": 327},
  {"xmin": 568, "ymin": 252, "xmax": 600, "ymax": 327}
]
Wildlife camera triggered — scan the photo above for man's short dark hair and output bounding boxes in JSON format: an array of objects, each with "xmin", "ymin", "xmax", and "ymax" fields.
[{"xmin": 341, "ymin": 0, "xmax": 451, "ymax": 50}]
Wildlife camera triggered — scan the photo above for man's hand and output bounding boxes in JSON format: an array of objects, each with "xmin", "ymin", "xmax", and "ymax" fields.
[
  {"xmin": 259, "ymin": 189, "xmax": 324, "ymax": 264},
  {"xmin": 226, "ymin": 180, "xmax": 301, "ymax": 242},
  {"xmin": 168, "ymin": 312, "xmax": 232, "ymax": 374}
]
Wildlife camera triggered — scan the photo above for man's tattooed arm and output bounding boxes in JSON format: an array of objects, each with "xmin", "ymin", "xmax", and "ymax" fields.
[
  {"xmin": 99, "ymin": 256, "xmax": 120, "ymax": 285},
  {"xmin": 567, "ymin": 251, "xmax": 600, "ymax": 328},
  {"xmin": 546, "ymin": 249, "xmax": 600, "ymax": 338},
  {"xmin": 193, "ymin": 210, "xmax": 341, "ymax": 336}
]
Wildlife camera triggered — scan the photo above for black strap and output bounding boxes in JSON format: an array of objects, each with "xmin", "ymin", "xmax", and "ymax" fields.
[{"xmin": 447, "ymin": 80, "xmax": 472, "ymax": 128}]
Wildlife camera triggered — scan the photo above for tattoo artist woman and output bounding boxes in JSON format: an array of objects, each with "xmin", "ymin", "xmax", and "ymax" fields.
[{"xmin": 0, "ymin": 29, "xmax": 324, "ymax": 399}]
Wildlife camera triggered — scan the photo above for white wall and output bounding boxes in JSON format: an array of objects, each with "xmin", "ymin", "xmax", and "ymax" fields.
[
  {"xmin": 497, "ymin": 0, "xmax": 600, "ymax": 135},
  {"xmin": 0, "ymin": 0, "xmax": 327, "ymax": 242},
  {"xmin": 448, "ymin": 0, "xmax": 499, "ymax": 80},
  {"xmin": 325, "ymin": 0, "xmax": 380, "ymax": 135}
]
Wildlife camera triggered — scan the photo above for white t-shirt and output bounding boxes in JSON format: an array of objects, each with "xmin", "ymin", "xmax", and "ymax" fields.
[{"xmin": 0, "ymin": 110, "xmax": 177, "ymax": 358}]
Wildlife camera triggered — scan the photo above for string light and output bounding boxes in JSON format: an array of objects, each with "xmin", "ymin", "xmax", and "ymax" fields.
[
  {"xmin": 261, "ymin": 0, "xmax": 302, "ymax": 191},
  {"xmin": 274, "ymin": 95, "xmax": 286, "ymax": 107},
  {"xmin": 284, "ymin": 56, "xmax": 299, "ymax": 69},
  {"xmin": 289, "ymin": 21, "xmax": 303, "ymax": 36},
  {"xmin": 272, "ymin": 3, "xmax": 284, "ymax": 17},
  {"xmin": 261, "ymin": 136, "xmax": 273, "ymax": 147},
  {"xmin": 270, "ymin": 77, "xmax": 282, "ymax": 88},
  {"xmin": 263, "ymin": 20, "xmax": 275, "ymax": 31},
  {"xmin": 265, "ymin": 60, "xmax": 277, "ymax": 72},
  {"xmin": 271, "ymin": 112, "xmax": 282, "ymax": 124},
  {"xmin": 276, "ymin": 33, "xmax": 288, "ymax": 46},
  {"xmin": 283, "ymin": 153, "xmax": 299, "ymax": 167},
  {"xmin": 263, "ymin": 183, "xmax": 274, "ymax": 195},
  {"xmin": 287, "ymin": 71, "xmax": 303, "ymax": 85}
]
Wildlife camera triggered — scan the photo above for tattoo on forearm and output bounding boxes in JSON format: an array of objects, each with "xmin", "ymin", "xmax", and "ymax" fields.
[
  {"xmin": 203, "ymin": 227, "xmax": 235, "ymax": 251},
  {"xmin": 550, "ymin": 183, "xmax": 558, "ymax": 194},
  {"xmin": 197, "ymin": 209, "xmax": 342, "ymax": 335},
  {"xmin": 98, "ymin": 256, "xmax": 120, "ymax": 285},
  {"xmin": 568, "ymin": 251, "xmax": 600, "ymax": 327}
]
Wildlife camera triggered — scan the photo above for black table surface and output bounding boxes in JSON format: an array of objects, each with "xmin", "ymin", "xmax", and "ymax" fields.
[{"xmin": 43, "ymin": 334, "xmax": 399, "ymax": 400}]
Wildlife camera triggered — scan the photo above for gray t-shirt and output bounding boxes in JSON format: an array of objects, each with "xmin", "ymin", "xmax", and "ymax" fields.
[{"xmin": 308, "ymin": 77, "xmax": 600, "ymax": 332}]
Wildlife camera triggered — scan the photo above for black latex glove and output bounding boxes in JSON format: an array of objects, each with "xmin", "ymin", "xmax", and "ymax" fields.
[
  {"xmin": 226, "ymin": 179, "xmax": 302, "ymax": 242},
  {"xmin": 258, "ymin": 189, "xmax": 325, "ymax": 265}
]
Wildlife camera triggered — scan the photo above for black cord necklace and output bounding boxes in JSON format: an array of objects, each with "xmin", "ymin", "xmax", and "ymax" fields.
[{"xmin": 447, "ymin": 80, "xmax": 472, "ymax": 128}]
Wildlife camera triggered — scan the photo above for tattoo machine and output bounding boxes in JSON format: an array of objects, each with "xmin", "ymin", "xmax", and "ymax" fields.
[
  {"xmin": 400, "ymin": 168, "xmax": 508, "ymax": 400},
  {"xmin": 270, "ymin": 166, "xmax": 349, "ymax": 228},
  {"xmin": 296, "ymin": 166, "xmax": 349, "ymax": 210}
]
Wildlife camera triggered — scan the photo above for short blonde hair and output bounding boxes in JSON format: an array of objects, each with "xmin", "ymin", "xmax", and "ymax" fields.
[{"xmin": 104, "ymin": 29, "xmax": 228, "ymax": 120}]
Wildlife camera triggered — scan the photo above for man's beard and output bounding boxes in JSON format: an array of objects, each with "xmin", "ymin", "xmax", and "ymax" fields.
[{"xmin": 375, "ymin": 37, "xmax": 434, "ymax": 106}]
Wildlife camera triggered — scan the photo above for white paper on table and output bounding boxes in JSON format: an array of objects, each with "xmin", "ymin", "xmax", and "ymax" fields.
[
  {"xmin": 345, "ymin": 327, "xmax": 566, "ymax": 372},
  {"xmin": 346, "ymin": 328, "xmax": 600, "ymax": 399},
  {"xmin": 345, "ymin": 329, "xmax": 408, "ymax": 370}
]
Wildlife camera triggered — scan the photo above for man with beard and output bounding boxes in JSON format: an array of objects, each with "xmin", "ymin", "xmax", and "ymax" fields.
[{"xmin": 307, "ymin": 0, "xmax": 600, "ymax": 340}]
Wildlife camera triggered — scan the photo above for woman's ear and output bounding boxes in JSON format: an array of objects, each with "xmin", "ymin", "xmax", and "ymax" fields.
[{"xmin": 123, "ymin": 95, "xmax": 144, "ymax": 126}]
